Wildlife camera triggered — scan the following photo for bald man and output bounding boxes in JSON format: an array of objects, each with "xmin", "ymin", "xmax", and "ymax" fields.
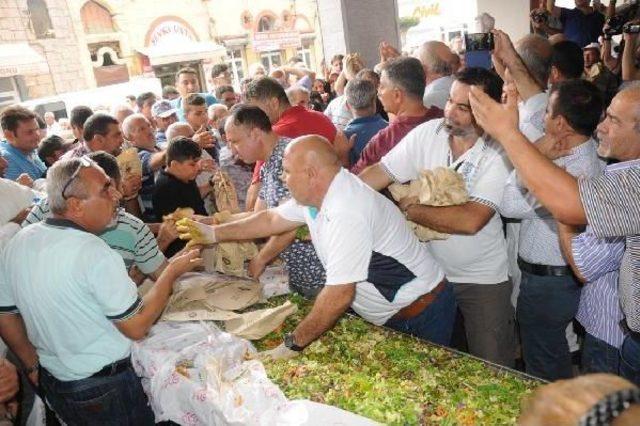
[
  {"xmin": 414, "ymin": 41, "xmax": 456, "ymax": 110},
  {"xmin": 470, "ymin": 79, "xmax": 640, "ymax": 386},
  {"xmin": 178, "ymin": 135, "xmax": 455, "ymax": 359}
]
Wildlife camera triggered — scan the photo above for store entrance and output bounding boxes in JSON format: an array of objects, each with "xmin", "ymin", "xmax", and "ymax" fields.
[{"xmin": 153, "ymin": 61, "xmax": 206, "ymax": 91}]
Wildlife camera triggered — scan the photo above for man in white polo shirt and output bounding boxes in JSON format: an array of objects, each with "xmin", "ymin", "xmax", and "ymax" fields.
[
  {"xmin": 359, "ymin": 67, "xmax": 515, "ymax": 367},
  {"xmin": 177, "ymin": 135, "xmax": 455, "ymax": 358},
  {"xmin": 0, "ymin": 157, "xmax": 201, "ymax": 424}
]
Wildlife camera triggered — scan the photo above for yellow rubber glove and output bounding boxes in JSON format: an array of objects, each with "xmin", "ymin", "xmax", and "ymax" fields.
[{"xmin": 176, "ymin": 218, "xmax": 217, "ymax": 248}]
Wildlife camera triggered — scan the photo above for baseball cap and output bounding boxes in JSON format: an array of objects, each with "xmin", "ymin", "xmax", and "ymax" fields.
[
  {"xmin": 152, "ymin": 100, "xmax": 178, "ymax": 118},
  {"xmin": 583, "ymin": 42, "xmax": 601, "ymax": 52}
]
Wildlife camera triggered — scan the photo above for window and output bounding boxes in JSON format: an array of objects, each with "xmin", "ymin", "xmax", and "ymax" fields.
[
  {"xmin": 297, "ymin": 46, "xmax": 312, "ymax": 69},
  {"xmin": 260, "ymin": 51, "xmax": 282, "ymax": 73},
  {"xmin": 225, "ymin": 49, "xmax": 245, "ymax": 87},
  {"xmin": 27, "ymin": 0, "xmax": 54, "ymax": 39},
  {"xmin": 81, "ymin": 1, "xmax": 115, "ymax": 34},
  {"xmin": 0, "ymin": 78, "xmax": 20, "ymax": 109},
  {"xmin": 257, "ymin": 15, "xmax": 275, "ymax": 32}
]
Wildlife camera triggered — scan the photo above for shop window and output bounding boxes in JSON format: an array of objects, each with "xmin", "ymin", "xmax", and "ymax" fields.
[
  {"xmin": 27, "ymin": 0, "xmax": 54, "ymax": 39},
  {"xmin": 81, "ymin": 1, "xmax": 115, "ymax": 34},
  {"xmin": 296, "ymin": 46, "xmax": 312, "ymax": 69},
  {"xmin": 225, "ymin": 49, "xmax": 245, "ymax": 86},
  {"xmin": 260, "ymin": 51, "xmax": 282, "ymax": 73},
  {"xmin": 0, "ymin": 77, "xmax": 20, "ymax": 108}
]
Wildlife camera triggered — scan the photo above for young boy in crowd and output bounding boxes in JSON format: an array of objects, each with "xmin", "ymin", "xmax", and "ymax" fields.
[
  {"xmin": 37, "ymin": 135, "xmax": 68, "ymax": 169},
  {"xmin": 184, "ymin": 93, "xmax": 219, "ymax": 163},
  {"xmin": 152, "ymin": 137, "xmax": 208, "ymax": 256}
]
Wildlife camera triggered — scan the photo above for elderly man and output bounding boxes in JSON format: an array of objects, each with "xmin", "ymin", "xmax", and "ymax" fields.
[
  {"xmin": 500, "ymin": 79, "xmax": 604, "ymax": 381},
  {"xmin": 285, "ymin": 86, "xmax": 311, "ymax": 109},
  {"xmin": 414, "ymin": 41, "xmax": 456, "ymax": 110},
  {"xmin": 0, "ymin": 106, "xmax": 46, "ymax": 181},
  {"xmin": 470, "ymin": 78, "xmax": 640, "ymax": 385},
  {"xmin": 0, "ymin": 157, "xmax": 201, "ymax": 424},
  {"xmin": 359, "ymin": 67, "xmax": 515, "ymax": 367},
  {"xmin": 122, "ymin": 113, "xmax": 165, "ymax": 220},
  {"xmin": 152, "ymin": 100, "xmax": 178, "ymax": 149},
  {"xmin": 224, "ymin": 105, "xmax": 326, "ymax": 298},
  {"xmin": 178, "ymin": 135, "xmax": 455, "ymax": 356},
  {"xmin": 349, "ymin": 57, "xmax": 443, "ymax": 175},
  {"xmin": 171, "ymin": 67, "xmax": 217, "ymax": 122},
  {"xmin": 44, "ymin": 112, "xmax": 61, "ymax": 137}
]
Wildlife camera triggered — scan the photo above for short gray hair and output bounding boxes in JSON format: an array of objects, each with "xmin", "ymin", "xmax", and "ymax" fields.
[
  {"xmin": 345, "ymin": 79, "xmax": 377, "ymax": 110},
  {"xmin": 516, "ymin": 34, "xmax": 552, "ymax": 88},
  {"xmin": 47, "ymin": 158, "xmax": 91, "ymax": 214},
  {"xmin": 166, "ymin": 122, "xmax": 194, "ymax": 141}
]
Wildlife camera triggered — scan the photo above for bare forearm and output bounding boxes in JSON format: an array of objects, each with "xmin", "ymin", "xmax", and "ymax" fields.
[
  {"xmin": 358, "ymin": 164, "xmax": 393, "ymax": 191},
  {"xmin": 258, "ymin": 230, "xmax": 297, "ymax": 264},
  {"xmin": 216, "ymin": 210, "xmax": 298, "ymax": 241},
  {"xmin": 622, "ymin": 37, "xmax": 640, "ymax": 81},
  {"xmin": 335, "ymin": 72, "xmax": 347, "ymax": 95},
  {"xmin": 406, "ymin": 203, "xmax": 491, "ymax": 235},
  {"xmin": 556, "ymin": 222, "xmax": 587, "ymax": 282},
  {"xmin": 497, "ymin": 130, "xmax": 586, "ymax": 225},
  {"xmin": 0, "ymin": 315, "xmax": 38, "ymax": 369},
  {"xmin": 293, "ymin": 286, "xmax": 354, "ymax": 347},
  {"xmin": 129, "ymin": 268, "xmax": 178, "ymax": 337},
  {"xmin": 505, "ymin": 55, "xmax": 543, "ymax": 100},
  {"xmin": 149, "ymin": 152, "xmax": 166, "ymax": 171}
]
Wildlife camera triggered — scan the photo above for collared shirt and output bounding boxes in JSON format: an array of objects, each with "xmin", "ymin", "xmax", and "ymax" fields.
[
  {"xmin": 560, "ymin": 7, "xmax": 605, "ymax": 47},
  {"xmin": 324, "ymin": 95, "xmax": 353, "ymax": 131},
  {"xmin": 518, "ymin": 92, "xmax": 548, "ymax": 143},
  {"xmin": 423, "ymin": 75, "xmax": 454, "ymax": 110},
  {"xmin": 60, "ymin": 140, "xmax": 90, "ymax": 160},
  {"xmin": 343, "ymin": 115, "xmax": 389, "ymax": 167},
  {"xmin": 500, "ymin": 139, "xmax": 604, "ymax": 265},
  {"xmin": 380, "ymin": 118, "xmax": 511, "ymax": 284},
  {"xmin": 155, "ymin": 129, "xmax": 168, "ymax": 149},
  {"xmin": 350, "ymin": 107, "xmax": 443, "ymax": 175},
  {"xmin": 275, "ymin": 168, "xmax": 444, "ymax": 325},
  {"xmin": 251, "ymin": 106, "xmax": 337, "ymax": 184},
  {"xmin": 579, "ymin": 160, "xmax": 640, "ymax": 331},
  {"xmin": 0, "ymin": 141, "xmax": 46, "ymax": 181},
  {"xmin": 23, "ymin": 200, "xmax": 166, "ymax": 275},
  {"xmin": 0, "ymin": 218, "xmax": 142, "ymax": 380}
]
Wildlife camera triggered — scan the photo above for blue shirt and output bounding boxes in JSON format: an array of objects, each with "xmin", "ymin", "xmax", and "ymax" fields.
[
  {"xmin": 343, "ymin": 115, "xmax": 388, "ymax": 167},
  {"xmin": 171, "ymin": 93, "xmax": 217, "ymax": 122},
  {"xmin": 0, "ymin": 141, "xmax": 46, "ymax": 180},
  {"xmin": 560, "ymin": 7, "xmax": 605, "ymax": 47}
]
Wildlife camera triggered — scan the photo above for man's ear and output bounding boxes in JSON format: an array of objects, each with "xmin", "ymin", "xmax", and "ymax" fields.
[{"xmin": 64, "ymin": 197, "xmax": 83, "ymax": 219}]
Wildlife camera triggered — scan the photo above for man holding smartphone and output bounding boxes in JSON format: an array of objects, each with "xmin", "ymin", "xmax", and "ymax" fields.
[{"xmin": 546, "ymin": 0, "xmax": 605, "ymax": 47}]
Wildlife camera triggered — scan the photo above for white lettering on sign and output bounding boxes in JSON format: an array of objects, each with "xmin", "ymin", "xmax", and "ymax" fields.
[
  {"xmin": 0, "ymin": 67, "xmax": 19, "ymax": 78},
  {"xmin": 149, "ymin": 21, "xmax": 197, "ymax": 46},
  {"xmin": 252, "ymin": 31, "xmax": 301, "ymax": 52}
]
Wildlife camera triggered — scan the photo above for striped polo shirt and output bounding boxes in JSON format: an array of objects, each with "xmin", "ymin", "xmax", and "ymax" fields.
[{"xmin": 23, "ymin": 199, "xmax": 165, "ymax": 275}]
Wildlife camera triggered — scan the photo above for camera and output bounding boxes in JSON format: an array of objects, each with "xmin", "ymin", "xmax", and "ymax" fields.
[
  {"xmin": 623, "ymin": 22, "xmax": 640, "ymax": 34},
  {"xmin": 531, "ymin": 11, "xmax": 548, "ymax": 24},
  {"xmin": 464, "ymin": 33, "xmax": 494, "ymax": 52},
  {"xmin": 604, "ymin": 15, "xmax": 628, "ymax": 36}
]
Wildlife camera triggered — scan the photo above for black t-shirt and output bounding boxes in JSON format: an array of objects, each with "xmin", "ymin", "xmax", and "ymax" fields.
[{"xmin": 152, "ymin": 170, "xmax": 207, "ymax": 257}]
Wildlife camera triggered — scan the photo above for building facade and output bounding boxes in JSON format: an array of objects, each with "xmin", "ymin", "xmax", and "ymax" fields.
[{"xmin": 0, "ymin": 0, "xmax": 324, "ymax": 109}]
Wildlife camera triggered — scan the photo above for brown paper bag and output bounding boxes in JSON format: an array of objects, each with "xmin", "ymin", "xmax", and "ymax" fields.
[
  {"xmin": 203, "ymin": 280, "xmax": 262, "ymax": 311},
  {"xmin": 224, "ymin": 300, "xmax": 298, "ymax": 340},
  {"xmin": 214, "ymin": 242, "xmax": 259, "ymax": 277},
  {"xmin": 212, "ymin": 170, "xmax": 240, "ymax": 213},
  {"xmin": 389, "ymin": 167, "xmax": 468, "ymax": 241},
  {"xmin": 162, "ymin": 309, "xmax": 240, "ymax": 322},
  {"xmin": 116, "ymin": 148, "xmax": 142, "ymax": 178}
]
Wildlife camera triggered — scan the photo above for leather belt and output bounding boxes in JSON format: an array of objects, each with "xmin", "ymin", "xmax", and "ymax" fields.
[
  {"xmin": 518, "ymin": 257, "xmax": 573, "ymax": 277},
  {"xmin": 90, "ymin": 357, "xmax": 131, "ymax": 378},
  {"xmin": 392, "ymin": 280, "xmax": 447, "ymax": 320}
]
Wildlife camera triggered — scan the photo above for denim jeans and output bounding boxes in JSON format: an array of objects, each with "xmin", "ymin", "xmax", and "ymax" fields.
[
  {"xmin": 39, "ymin": 362, "xmax": 155, "ymax": 426},
  {"xmin": 517, "ymin": 270, "xmax": 581, "ymax": 381},
  {"xmin": 385, "ymin": 281, "xmax": 456, "ymax": 346},
  {"xmin": 581, "ymin": 333, "xmax": 620, "ymax": 375},
  {"xmin": 620, "ymin": 333, "xmax": 640, "ymax": 386}
]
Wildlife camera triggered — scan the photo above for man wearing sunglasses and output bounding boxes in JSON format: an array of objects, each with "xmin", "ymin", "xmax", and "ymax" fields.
[{"xmin": 0, "ymin": 157, "xmax": 201, "ymax": 424}]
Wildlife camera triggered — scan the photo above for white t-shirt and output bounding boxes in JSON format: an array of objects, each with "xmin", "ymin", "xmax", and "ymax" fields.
[
  {"xmin": 275, "ymin": 169, "xmax": 444, "ymax": 325},
  {"xmin": 380, "ymin": 118, "xmax": 511, "ymax": 284},
  {"xmin": 423, "ymin": 75, "xmax": 454, "ymax": 110}
]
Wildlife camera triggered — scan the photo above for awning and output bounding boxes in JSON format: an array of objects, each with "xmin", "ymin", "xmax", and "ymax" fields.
[
  {"xmin": 137, "ymin": 41, "xmax": 226, "ymax": 66},
  {"xmin": 0, "ymin": 43, "xmax": 49, "ymax": 78}
]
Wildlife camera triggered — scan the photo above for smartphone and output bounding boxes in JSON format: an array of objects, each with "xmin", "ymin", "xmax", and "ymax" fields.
[{"xmin": 464, "ymin": 33, "xmax": 494, "ymax": 70}]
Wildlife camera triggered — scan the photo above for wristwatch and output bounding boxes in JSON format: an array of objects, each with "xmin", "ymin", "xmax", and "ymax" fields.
[{"xmin": 284, "ymin": 333, "xmax": 304, "ymax": 352}]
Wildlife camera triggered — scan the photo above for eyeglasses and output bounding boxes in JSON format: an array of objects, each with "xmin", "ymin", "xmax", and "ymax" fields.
[{"xmin": 61, "ymin": 156, "xmax": 93, "ymax": 200}]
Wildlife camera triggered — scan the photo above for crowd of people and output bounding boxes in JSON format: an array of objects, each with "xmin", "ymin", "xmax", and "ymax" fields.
[{"xmin": 0, "ymin": 0, "xmax": 640, "ymax": 423}]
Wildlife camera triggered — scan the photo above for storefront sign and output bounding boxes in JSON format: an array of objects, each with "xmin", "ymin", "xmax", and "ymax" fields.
[
  {"xmin": 252, "ymin": 31, "xmax": 301, "ymax": 52},
  {"xmin": 149, "ymin": 20, "xmax": 197, "ymax": 46},
  {"xmin": 0, "ymin": 66, "xmax": 19, "ymax": 78}
]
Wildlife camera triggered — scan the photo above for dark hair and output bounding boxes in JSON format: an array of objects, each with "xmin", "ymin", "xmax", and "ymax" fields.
[
  {"xmin": 184, "ymin": 93, "xmax": 206, "ymax": 108},
  {"xmin": 175, "ymin": 67, "xmax": 197, "ymax": 81},
  {"xmin": 35, "ymin": 114, "xmax": 46, "ymax": 130},
  {"xmin": 382, "ymin": 57, "xmax": 426, "ymax": 101},
  {"xmin": 83, "ymin": 113, "xmax": 119, "ymax": 141},
  {"xmin": 551, "ymin": 41, "xmax": 584, "ymax": 80},
  {"xmin": 125, "ymin": 95, "xmax": 136, "ymax": 102},
  {"xmin": 215, "ymin": 85, "xmax": 235, "ymax": 99},
  {"xmin": 454, "ymin": 67, "xmax": 503, "ymax": 103},
  {"xmin": 69, "ymin": 105, "xmax": 93, "ymax": 130},
  {"xmin": 166, "ymin": 136, "xmax": 202, "ymax": 164},
  {"xmin": 331, "ymin": 54, "xmax": 344, "ymax": 64},
  {"xmin": 0, "ymin": 105, "xmax": 37, "ymax": 133},
  {"xmin": 162, "ymin": 85, "xmax": 180, "ymax": 99},
  {"xmin": 136, "ymin": 92, "xmax": 156, "ymax": 109},
  {"xmin": 245, "ymin": 77, "xmax": 290, "ymax": 106},
  {"xmin": 211, "ymin": 63, "xmax": 229, "ymax": 79},
  {"xmin": 228, "ymin": 104, "xmax": 272, "ymax": 133},
  {"xmin": 37, "ymin": 135, "xmax": 65, "ymax": 164},
  {"xmin": 87, "ymin": 150, "xmax": 121, "ymax": 182},
  {"xmin": 550, "ymin": 79, "xmax": 603, "ymax": 137}
]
